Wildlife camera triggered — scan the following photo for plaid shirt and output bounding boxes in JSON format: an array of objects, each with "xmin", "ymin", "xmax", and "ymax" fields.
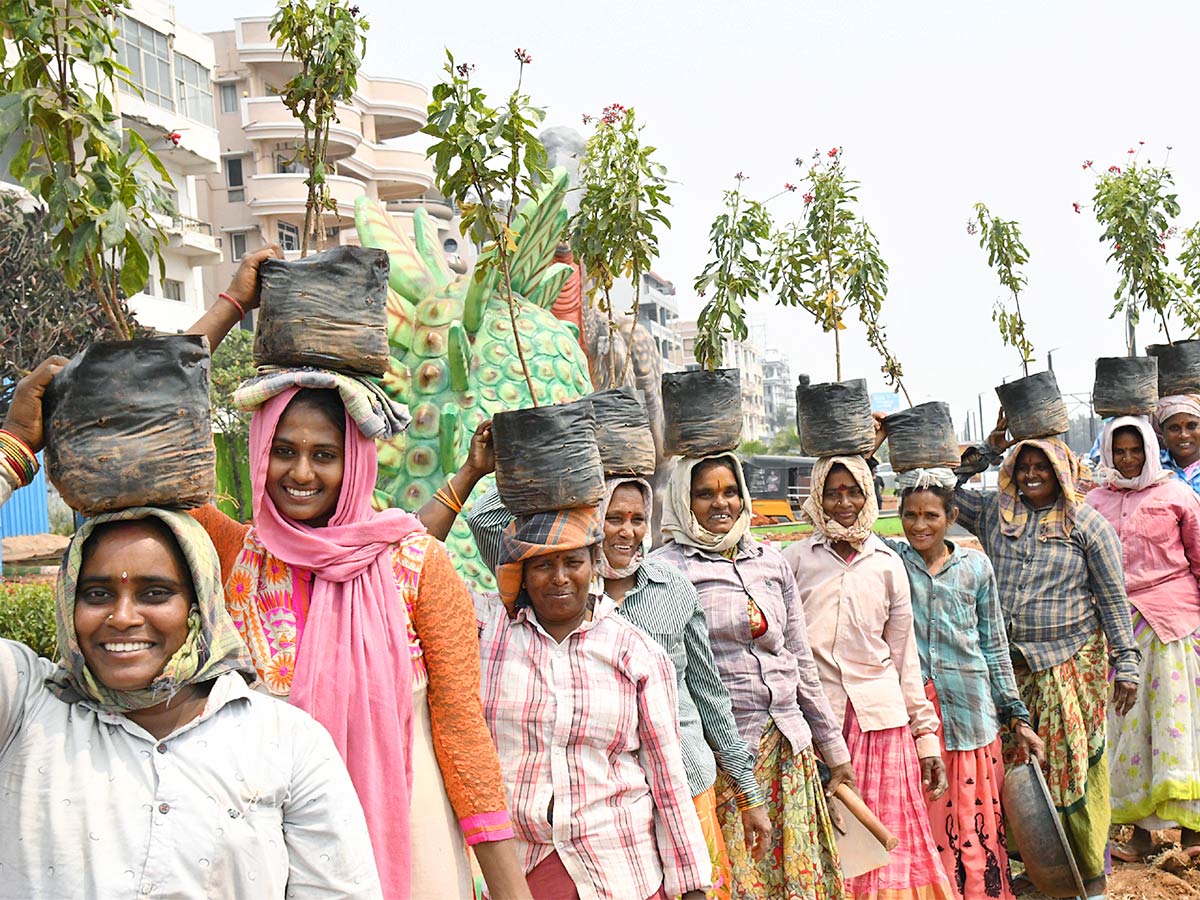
[
  {"xmin": 470, "ymin": 488, "xmax": 764, "ymax": 806},
  {"xmin": 475, "ymin": 593, "xmax": 709, "ymax": 900},
  {"xmin": 884, "ymin": 539, "xmax": 1030, "ymax": 751},
  {"xmin": 650, "ymin": 539, "xmax": 851, "ymax": 768},
  {"xmin": 955, "ymin": 487, "xmax": 1140, "ymax": 680}
]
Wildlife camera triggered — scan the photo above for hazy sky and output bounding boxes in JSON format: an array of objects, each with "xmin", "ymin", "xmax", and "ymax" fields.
[{"xmin": 186, "ymin": 0, "xmax": 1200, "ymax": 436}]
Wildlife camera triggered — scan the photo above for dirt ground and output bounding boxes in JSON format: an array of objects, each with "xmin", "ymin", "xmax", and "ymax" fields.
[{"xmin": 1018, "ymin": 830, "xmax": 1200, "ymax": 899}]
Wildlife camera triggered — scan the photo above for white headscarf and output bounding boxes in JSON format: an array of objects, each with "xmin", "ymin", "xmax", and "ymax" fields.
[
  {"xmin": 661, "ymin": 454, "xmax": 753, "ymax": 554},
  {"xmin": 1097, "ymin": 415, "xmax": 1172, "ymax": 492},
  {"xmin": 800, "ymin": 455, "xmax": 879, "ymax": 550}
]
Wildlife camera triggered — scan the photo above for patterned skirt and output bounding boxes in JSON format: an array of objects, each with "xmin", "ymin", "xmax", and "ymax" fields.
[
  {"xmin": 1001, "ymin": 630, "xmax": 1109, "ymax": 881},
  {"xmin": 843, "ymin": 704, "xmax": 954, "ymax": 900},
  {"xmin": 694, "ymin": 786, "xmax": 733, "ymax": 900},
  {"xmin": 715, "ymin": 720, "xmax": 844, "ymax": 900},
  {"xmin": 923, "ymin": 684, "xmax": 1014, "ymax": 900},
  {"xmin": 1109, "ymin": 612, "xmax": 1200, "ymax": 832}
]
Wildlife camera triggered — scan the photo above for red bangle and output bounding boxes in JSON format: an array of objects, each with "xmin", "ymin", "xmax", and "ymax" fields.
[{"xmin": 219, "ymin": 292, "xmax": 246, "ymax": 319}]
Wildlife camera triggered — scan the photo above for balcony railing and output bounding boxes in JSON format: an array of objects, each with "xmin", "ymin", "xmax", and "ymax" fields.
[{"xmin": 171, "ymin": 214, "xmax": 213, "ymax": 236}]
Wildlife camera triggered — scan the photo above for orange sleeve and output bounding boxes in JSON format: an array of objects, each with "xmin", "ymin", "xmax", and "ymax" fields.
[
  {"xmin": 188, "ymin": 503, "xmax": 251, "ymax": 587},
  {"xmin": 411, "ymin": 537, "xmax": 513, "ymax": 841}
]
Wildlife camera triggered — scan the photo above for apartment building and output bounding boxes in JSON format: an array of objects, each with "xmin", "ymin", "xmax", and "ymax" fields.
[
  {"xmin": 672, "ymin": 320, "xmax": 769, "ymax": 441},
  {"xmin": 200, "ymin": 18, "xmax": 453, "ymax": 307},
  {"xmin": 605, "ymin": 271, "xmax": 685, "ymax": 372},
  {"xmin": 57, "ymin": 1, "xmax": 223, "ymax": 333},
  {"xmin": 761, "ymin": 348, "xmax": 797, "ymax": 433}
]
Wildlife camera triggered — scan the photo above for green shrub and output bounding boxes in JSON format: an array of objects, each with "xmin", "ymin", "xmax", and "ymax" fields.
[{"xmin": 0, "ymin": 583, "xmax": 58, "ymax": 659}]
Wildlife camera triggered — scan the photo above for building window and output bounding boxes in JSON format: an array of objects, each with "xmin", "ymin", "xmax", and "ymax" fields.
[
  {"xmin": 162, "ymin": 278, "xmax": 184, "ymax": 301},
  {"xmin": 275, "ymin": 153, "xmax": 305, "ymax": 175},
  {"xmin": 278, "ymin": 222, "xmax": 301, "ymax": 252},
  {"xmin": 115, "ymin": 15, "xmax": 173, "ymax": 111},
  {"xmin": 225, "ymin": 157, "xmax": 244, "ymax": 202},
  {"xmin": 230, "ymin": 232, "xmax": 248, "ymax": 261},
  {"xmin": 219, "ymin": 82, "xmax": 239, "ymax": 114},
  {"xmin": 175, "ymin": 54, "xmax": 214, "ymax": 126}
]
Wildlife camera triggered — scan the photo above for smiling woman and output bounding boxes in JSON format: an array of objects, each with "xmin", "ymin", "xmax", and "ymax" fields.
[{"xmin": 0, "ymin": 506, "xmax": 381, "ymax": 898}]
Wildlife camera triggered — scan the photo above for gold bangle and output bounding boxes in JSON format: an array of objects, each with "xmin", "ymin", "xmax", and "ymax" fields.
[{"xmin": 445, "ymin": 478, "xmax": 464, "ymax": 509}]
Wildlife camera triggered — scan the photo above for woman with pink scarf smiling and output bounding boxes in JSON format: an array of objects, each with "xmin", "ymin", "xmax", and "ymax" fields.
[
  {"xmin": 187, "ymin": 248, "xmax": 531, "ymax": 900},
  {"xmin": 1085, "ymin": 415, "xmax": 1200, "ymax": 862}
]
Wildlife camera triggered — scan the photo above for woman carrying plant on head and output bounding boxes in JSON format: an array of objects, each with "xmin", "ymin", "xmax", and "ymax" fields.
[
  {"xmin": 782, "ymin": 455, "xmax": 954, "ymax": 900},
  {"xmin": 475, "ymin": 504, "xmax": 711, "ymax": 900},
  {"xmin": 1154, "ymin": 395, "xmax": 1200, "ymax": 494},
  {"xmin": 867, "ymin": 446, "xmax": 1044, "ymax": 899},
  {"xmin": 0, "ymin": 367, "xmax": 381, "ymax": 897},
  {"xmin": 468, "ymin": 469, "xmax": 772, "ymax": 899},
  {"xmin": 1084, "ymin": 416, "xmax": 1200, "ymax": 862},
  {"xmin": 649, "ymin": 453, "xmax": 851, "ymax": 900},
  {"xmin": 954, "ymin": 412, "xmax": 1140, "ymax": 899},
  {"xmin": 187, "ymin": 248, "xmax": 531, "ymax": 900}
]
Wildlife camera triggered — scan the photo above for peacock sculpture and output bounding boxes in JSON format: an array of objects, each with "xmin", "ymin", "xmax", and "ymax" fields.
[{"xmin": 354, "ymin": 169, "xmax": 594, "ymax": 591}]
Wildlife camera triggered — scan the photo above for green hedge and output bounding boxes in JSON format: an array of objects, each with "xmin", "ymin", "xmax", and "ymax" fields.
[{"xmin": 0, "ymin": 583, "xmax": 57, "ymax": 659}]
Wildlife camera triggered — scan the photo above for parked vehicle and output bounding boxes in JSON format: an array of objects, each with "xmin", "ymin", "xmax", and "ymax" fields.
[{"xmin": 742, "ymin": 455, "xmax": 816, "ymax": 523}]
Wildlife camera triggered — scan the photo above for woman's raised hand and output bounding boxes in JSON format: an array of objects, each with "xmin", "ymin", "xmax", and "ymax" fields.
[
  {"xmin": 223, "ymin": 243, "xmax": 284, "ymax": 313},
  {"xmin": 871, "ymin": 413, "xmax": 888, "ymax": 455},
  {"xmin": 3, "ymin": 355, "xmax": 69, "ymax": 453},
  {"xmin": 987, "ymin": 409, "xmax": 1013, "ymax": 454},
  {"xmin": 463, "ymin": 419, "xmax": 495, "ymax": 479}
]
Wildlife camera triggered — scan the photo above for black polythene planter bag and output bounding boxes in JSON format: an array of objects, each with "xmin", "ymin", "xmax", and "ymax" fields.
[
  {"xmin": 1092, "ymin": 356, "xmax": 1158, "ymax": 417},
  {"xmin": 795, "ymin": 378, "xmax": 875, "ymax": 457},
  {"xmin": 994, "ymin": 371, "xmax": 1070, "ymax": 440},
  {"xmin": 1147, "ymin": 341, "xmax": 1200, "ymax": 396},
  {"xmin": 254, "ymin": 245, "xmax": 391, "ymax": 377},
  {"xmin": 883, "ymin": 402, "xmax": 960, "ymax": 472},
  {"xmin": 661, "ymin": 369, "xmax": 742, "ymax": 457},
  {"xmin": 492, "ymin": 402, "xmax": 606, "ymax": 516},
  {"xmin": 43, "ymin": 334, "xmax": 215, "ymax": 516},
  {"xmin": 589, "ymin": 388, "xmax": 656, "ymax": 477}
]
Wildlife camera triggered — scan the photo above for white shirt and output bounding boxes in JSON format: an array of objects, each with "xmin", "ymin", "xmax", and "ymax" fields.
[{"xmin": 0, "ymin": 639, "xmax": 381, "ymax": 899}]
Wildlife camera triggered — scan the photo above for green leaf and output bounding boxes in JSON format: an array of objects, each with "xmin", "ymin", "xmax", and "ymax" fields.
[{"xmin": 119, "ymin": 239, "xmax": 150, "ymax": 297}]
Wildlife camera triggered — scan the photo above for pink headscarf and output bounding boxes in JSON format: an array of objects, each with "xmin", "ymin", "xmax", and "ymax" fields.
[{"xmin": 250, "ymin": 387, "xmax": 424, "ymax": 899}]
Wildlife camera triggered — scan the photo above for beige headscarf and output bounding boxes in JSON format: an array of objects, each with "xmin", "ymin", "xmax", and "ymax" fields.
[
  {"xmin": 661, "ymin": 454, "xmax": 753, "ymax": 554},
  {"xmin": 800, "ymin": 455, "xmax": 879, "ymax": 550}
]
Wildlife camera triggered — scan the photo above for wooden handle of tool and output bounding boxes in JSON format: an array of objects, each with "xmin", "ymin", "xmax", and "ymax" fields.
[{"xmin": 834, "ymin": 783, "xmax": 899, "ymax": 851}]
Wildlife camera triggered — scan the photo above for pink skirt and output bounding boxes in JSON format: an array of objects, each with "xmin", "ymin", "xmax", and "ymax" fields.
[
  {"xmin": 924, "ymin": 683, "xmax": 1015, "ymax": 900},
  {"xmin": 844, "ymin": 703, "xmax": 953, "ymax": 900}
]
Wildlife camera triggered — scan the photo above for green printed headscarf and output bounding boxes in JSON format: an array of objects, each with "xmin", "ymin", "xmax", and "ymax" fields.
[{"xmin": 49, "ymin": 507, "xmax": 254, "ymax": 710}]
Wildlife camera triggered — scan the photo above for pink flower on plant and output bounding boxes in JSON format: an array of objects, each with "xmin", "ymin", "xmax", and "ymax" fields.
[
  {"xmin": 734, "ymin": 171, "xmax": 748, "ymax": 182},
  {"xmin": 802, "ymin": 192, "xmax": 814, "ymax": 204},
  {"xmin": 784, "ymin": 182, "xmax": 797, "ymax": 192},
  {"xmin": 514, "ymin": 48, "xmax": 533, "ymax": 64},
  {"xmin": 456, "ymin": 63, "xmax": 474, "ymax": 77},
  {"xmin": 601, "ymin": 103, "xmax": 626, "ymax": 125},
  {"xmin": 1109, "ymin": 165, "xmax": 1122, "ymax": 173},
  {"xmin": 1072, "ymin": 202, "xmax": 1082, "ymax": 214},
  {"xmin": 581, "ymin": 113, "xmax": 593, "ymax": 125},
  {"xmin": 1128, "ymin": 148, "xmax": 1136, "ymax": 155},
  {"xmin": 827, "ymin": 147, "xmax": 839, "ymax": 158}
]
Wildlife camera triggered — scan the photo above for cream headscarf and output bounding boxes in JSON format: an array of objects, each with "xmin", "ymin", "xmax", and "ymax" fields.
[
  {"xmin": 661, "ymin": 454, "xmax": 753, "ymax": 554},
  {"xmin": 800, "ymin": 455, "xmax": 879, "ymax": 550},
  {"xmin": 597, "ymin": 476, "xmax": 653, "ymax": 579},
  {"xmin": 1097, "ymin": 415, "xmax": 1172, "ymax": 492}
]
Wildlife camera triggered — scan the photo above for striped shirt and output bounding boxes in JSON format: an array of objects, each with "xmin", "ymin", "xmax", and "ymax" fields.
[
  {"xmin": 469, "ymin": 488, "xmax": 763, "ymax": 806},
  {"xmin": 475, "ymin": 592, "xmax": 710, "ymax": 900},
  {"xmin": 650, "ymin": 539, "xmax": 852, "ymax": 768},
  {"xmin": 954, "ymin": 486, "xmax": 1140, "ymax": 680},
  {"xmin": 884, "ymin": 539, "xmax": 1030, "ymax": 751}
]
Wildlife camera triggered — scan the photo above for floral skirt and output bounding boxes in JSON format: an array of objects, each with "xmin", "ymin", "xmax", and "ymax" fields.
[
  {"xmin": 694, "ymin": 786, "xmax": 733, "ymax": 900},
  {"xmin": 923, "ymin": 684, "xmax": 1014, "ymax": 900},
  {"xmin": 843, "ymin": 704, "xmax": 953, "ymax": 900},
  {"xmin": 1001, "ymin": 630, "xmax": 1109, "ymax": 881},
  {"xmin": 1109, "ymin": 612, "xmax": 1200, "ymax": 832},
  {"xmin": 715, "ymin": 720, "xmax": 844, "ymax": 900}
]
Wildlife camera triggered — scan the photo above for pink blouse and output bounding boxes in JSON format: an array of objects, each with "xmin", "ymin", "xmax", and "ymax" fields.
[{"xmin": 1085, "ymin": 477, "xmax": 1200, "ymax": 643}]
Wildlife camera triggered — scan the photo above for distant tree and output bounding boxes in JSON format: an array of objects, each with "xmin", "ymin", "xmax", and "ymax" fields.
[
  {"xmin": 769, "ymin": 427, "xmax": 802, "ymax": 454},
  {"xmin": 0, "ymin": 194, "xmax": 131, "ymax": 416},
  {"xmin": 210, "ymin": 329, "xmax": 255, "ymax": 521},
  {"xmin": 737, "ymin": 439, "xmax": 769, "ymax": 459}
]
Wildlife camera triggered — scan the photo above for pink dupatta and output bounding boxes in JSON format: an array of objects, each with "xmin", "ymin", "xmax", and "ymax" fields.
[{"xmin": 250, "ymin": 387, "xmax": 425, "ymax": 899}]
